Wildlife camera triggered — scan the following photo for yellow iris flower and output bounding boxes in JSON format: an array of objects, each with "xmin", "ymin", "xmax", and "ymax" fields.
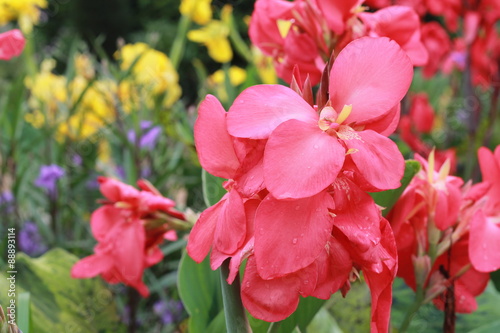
[
  {"xmin": 187, "ymin": 5, "xmax": 233, "ymax": 63},
  {"xmin": 0, "ymin": 0, "xmax": 48, "ymax": 33},
  {"xmin": 179, "ymin": 0, "xmax": 212, "ymax": 25}
]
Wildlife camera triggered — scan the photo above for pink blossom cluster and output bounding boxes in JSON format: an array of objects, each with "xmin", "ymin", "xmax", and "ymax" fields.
[
  {"xmin": 388, "ymin": 146, "xmax": 500, "ymax": 312},
  {"xmin": 249, "ymin": 0, "xmax": 427, "ymax": 86},
  {"xmin": 71, "ymin": 177, "xmax": 185, "ymax": 296},
  {"xmin": 188, "ymin": 37, "xmax": 413, "ymax": 332}
]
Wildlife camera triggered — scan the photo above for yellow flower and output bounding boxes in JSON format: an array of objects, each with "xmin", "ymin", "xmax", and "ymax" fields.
[
  {"xmin": 59, "ymin": 77, "xmax": 117, "ymax": 140},
  {"xmin": 115, "ymin": 43, "xmax": 181, "ymax": 109},
  {"xmin": 187, "ymin": 5, "xmax": 233, "ymax": 63},
  {"xmin": 179, "ymin": 0, "xmax": 212, "ymax": 25},
  {"xmin": 24, "ymin": 59, "xmax": 68, "ymax": 126},
  {"xmin": 208, "ymin": 66, "xmax": 246, "ymax": 101},
  {"xmin": 74, "ymin": 53, "xmax": 95, "ymax": 80},
  {"xmin": 252, "ymin": 46, "xmax": 277, "ymax": 84},
  {"xmin": 0, "ymin": 0, "xmax": 48, "ymax": 33}
]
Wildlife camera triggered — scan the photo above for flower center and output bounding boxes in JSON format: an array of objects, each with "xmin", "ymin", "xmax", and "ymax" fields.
[{"xmin": 318, "ymin": 104, "xmax": 352, "ymax": 132}]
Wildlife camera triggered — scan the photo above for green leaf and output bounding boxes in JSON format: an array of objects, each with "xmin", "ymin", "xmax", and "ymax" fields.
[
  {"xmin": 0, "ymin": 248, "xmax": 124, "ymax": 333},
  {"xmin": 178, "ymin": 250, "xmax": 223, "ymax": 333},
  {"xmin": 370, "ymin": 160, "xmax": 420, "ymax": 216},
  {"xmin": 202, "ymin": 169, "xmax": 226, "ymax": 207},
  {"xmin": 490, "ymin": 269, "xmax": 500, "ymax": 292},
  {"xmin": 249, "ymin": 297, "xmax": 326, "ymax": 333},
  {"xmin": 17, "ymin": 292, "xmax": 31, "ymax": 333},
  {"xmin": 306, "ymin": 307, "xmax": 344, "ymax": 333}
]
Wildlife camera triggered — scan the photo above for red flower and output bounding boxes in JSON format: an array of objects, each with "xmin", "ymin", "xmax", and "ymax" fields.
[
  {"xmin": 0, "ymin": 29, "xmax": 25, "ymax": 60},
  {"xmin": 71, "ymin": 177, "xmax": 185, "ymax": 296}
]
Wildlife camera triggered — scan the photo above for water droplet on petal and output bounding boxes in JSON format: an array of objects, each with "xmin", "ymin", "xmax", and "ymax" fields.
[
  {"xmin": 313, "ymin": 145, "xmax": 319, "ymax": 149},
  {"xmin": 295, "ymin": 205, "xmax": 300, "ymax": 210},
  {"xmin": 292, "ymin": 238, "xmax": 298, "ymax": 244}
]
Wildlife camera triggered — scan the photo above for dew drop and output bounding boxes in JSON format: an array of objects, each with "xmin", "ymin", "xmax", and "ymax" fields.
[
  {"xmin": 313, "ymin": 145, "xmax": 319, "ymax": 149},
  {"xmin": 303, "ymin": 280, "xmax": 309, "ymax": 284},
  {"xmin": 292, "ymin": 238, "xmax": 298, "ymax": 244},
  {"xmin": 295, "ymin": 205, "xmax": 300, "ymax": 210}
]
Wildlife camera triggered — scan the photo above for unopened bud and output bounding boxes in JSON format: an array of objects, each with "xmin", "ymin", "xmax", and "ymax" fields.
[{"xmin": 413, "ymin": 255, "xmax": 431, "ymax": 288}]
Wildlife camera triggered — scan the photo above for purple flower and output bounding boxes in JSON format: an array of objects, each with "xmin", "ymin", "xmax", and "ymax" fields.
[
  {"xmin": 127, "ymin": 121, "xmax": 162, "ymax": 151},
  {"xmin": 35, "ymin": 164, "xmax": 65, "ymax": 198},
  {"xmin": 153, "ymin": 299, "xmax": 185, "ymax": 325},
  {"xmin": 0, "ymin": 191, "xmax": 14, "ymax": 213},
  {"xmin": 19, "ymin": 222, "xmax": 48, "ymax": 257}
]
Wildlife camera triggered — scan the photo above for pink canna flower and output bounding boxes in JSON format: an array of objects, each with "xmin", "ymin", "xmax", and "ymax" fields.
[
  {"xmin": 0, "ymin": 29, "xmax": 26, "ymax": 60},
  {"xmin": 358, "ymin": 6, "xmax": 429, "ymax": 66},
  {"xmin": 187, "ymin": 94, "xmax": 265, "ymax": 269},
  {"xmin": 469, "ymin": 146, "xmax": 500, "ymax": 272},
  {"xmin": 420, "ymin": 22, "xmax": 452, "ymax": 78},
  {"xmin": 72, "ymin": 177, "xmax": 185, "ymax": 297},
  {"xmin": 227, "ymin": 37, "xmax": 412, "ymax": 199}
]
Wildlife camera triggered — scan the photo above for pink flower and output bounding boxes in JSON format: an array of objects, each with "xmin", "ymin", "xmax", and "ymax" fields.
[
  {"xmin": 469, "ymin": 146, "xmax": 500, "ymax": 272},
  {"xmin": 358, "ymin": 6, "xmax": 429, "ymax": 66},
  {"xmin": 227, "ymin": 37, "xmax": 412, "ymax": 199},
  {"xmin": 189, "ymin": 36, "xmax": 411, "ymax": 332},
  {"xmin": 0, "ymin": 29, "xmax": 25, "ymax": 60},
  {"xmin": 420, "ymin": 22, "xmax": 452, "ymax": 78},
  {"xmin": 72, "ymin": 177, "xmax": 185, "ymax": 296}
]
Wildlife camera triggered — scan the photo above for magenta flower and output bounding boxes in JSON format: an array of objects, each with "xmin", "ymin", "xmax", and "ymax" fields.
[
  {"xmin": 0, "ymin": 29, "xmax": 25, "ymax": 60},
  {"xmin": 226, "ymin": 37, "xmax": 412, "ymax": 199}
]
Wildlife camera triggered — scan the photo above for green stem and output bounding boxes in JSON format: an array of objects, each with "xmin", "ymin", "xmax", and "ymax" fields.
[
  {"xmin": 399, "ymin": 286, "xmax": 425, "ymax": 333},
  {"xmin": 220, "ymin": 260, "xmax": 252, "ymax": 333},
  {"xmin": 170, "ymin": 15, "xmax": 192, "ymax": 70},
  {"xmin": 266, "ymin": 321, "xmax": 281, "ymax": 333},
  {"xmin": 228, "ymin": 15, "xmax": 252, "ymax": 63}
]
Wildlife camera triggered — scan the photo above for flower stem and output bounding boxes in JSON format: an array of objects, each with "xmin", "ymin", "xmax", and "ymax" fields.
[
  {"xmin": 170, "ymin": 15, "xmax": 191, "ymax": 70},
  {"xmin": 220, "ymin": 260, "xmax": 252, "ymax": 333},
  {"xmin": 399, "ymin": 285, "xmax": 425, "ymax": 333}
]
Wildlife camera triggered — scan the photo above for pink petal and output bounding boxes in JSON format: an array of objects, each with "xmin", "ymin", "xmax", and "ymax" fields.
[
  {"xmin": 226, "ymin": 85, "xmax": 317, "ymax": 139},
  {"xmin": 145, "ymin": 246, "xmax": 163, "ymax": 267},
  {"xmin": 71, "ymin": 254, "xmax": 113, "ymax": 278},
  {"xmin": 186, "ymin": 197, "xmax": 225, "ymax": 263},
  {"xmin": 241, "ymin": 256, "xmax": 317, "ymax": 322},
  {"xmin": 331, "ymin": 177, "xmax": 382, "ymax": 252},
  {"xmin": 469, "ymin": 210, "xmax": 500, "ymax": 272},
  {"xmin": 264, "ymin": 119, "xmax": 345, "ymax": 199},
  {"xmin": 98, "ymin": 177, "xmax": 140, "ymax": 203},
  {"xmin": 311, "ymin": 237, "xmax": 352, "ymax": 299},
  {"xmin": 164, "ymin": 230, "xmax": 178, "ymax": 241},
  {"xmin": 0, "ymin": 29, "xmax": 25, "ymax": 60},
  {"xmin": 329, "ymin": 37, "xmax": 413, "ymax": 125},
  {"xmin": 340, "ymin": 129, "xmax": 405, "ymax": 191},
  {"xmin": 115, "ymin": 220, "xmax": 145, "ymax": 282},
  {"xmin": 194, "ymin": 95, "xmax": 240, "ymax": 179},
  {"xmin": 478, "ymin": 146, "xmax": 500, "ymax": 211},
  {"xmin": 317, "ymin": 0, "xmax": 363, "ymax": 34},
  {"xmin": 90, "ymin": 206, "xmax": 122, "ymax": 242},
  {"xmin": 362, "ymin": 104, "xmax": 400, "ymax": 137},
  {"xmin": 433, "ymin": 183, "xmax": 461, "ymax": 230},
  {"xmin": 254, "ymin": 191, "xmax": 335, "ymax": 279},
  {"xmin": 214, "ymin": 190, "xmax": 247, "ymax": 254}
]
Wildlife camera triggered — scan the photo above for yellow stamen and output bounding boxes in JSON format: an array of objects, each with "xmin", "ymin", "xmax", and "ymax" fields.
[
  {"xmin": 427, "ymin": 148, "xmax": 436, "ymax": 183},
  {"xmin": 336, "ymin": 104, "xmax": 352, "ymax": 125}
]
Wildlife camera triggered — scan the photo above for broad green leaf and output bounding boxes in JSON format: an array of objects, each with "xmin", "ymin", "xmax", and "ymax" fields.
[
  {"xmin": 202, "ymin": 169, "xmax": 226, "ymax": 207},
  {"xmin": 306, "ymin": 307, "xmax": 344, "ymax": 333},
  {"xmin": 249, "ymin": 297, "xmax": 327, "ymax": 333},
  {"xmin": 205, "ymin": 310, "xmax": 227, "ymax": 333},
  {"xmin": 0, "ymin": 248, "xmax": 124, "ymax": 333},
  {"xmin": 370, "ymin": 160, "xmax": 420, "ymax": 216},
  {"xmin": 329, "ymin": 282, "xmax": 371, "ymax": 332},
  {"xmin": 178, "ymin": 250, "xmax": 223, "ymax": 333},
  {"xmin": 17, "ymin": 292, "xmax": 31, "ymax": 333}
]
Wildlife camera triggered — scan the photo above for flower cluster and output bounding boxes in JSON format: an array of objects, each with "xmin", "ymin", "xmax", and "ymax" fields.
[
  {"xmin": 188, "ymin": 37, "xmax": 413, "ymax": 331},
  {"xmin": 0, "ymin": 0, "xmax": 47, "ymax": 33},
  {"xmin": 71, "ymin": 177, "xmax": 186, "ymax": 297},
  {"xmin": 249, "ymin": 0, "xmax": 427, "ymax": 85},
  {"xmin": 388, "ymin": 147, "xmax": 500, "ymax": 312}
]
